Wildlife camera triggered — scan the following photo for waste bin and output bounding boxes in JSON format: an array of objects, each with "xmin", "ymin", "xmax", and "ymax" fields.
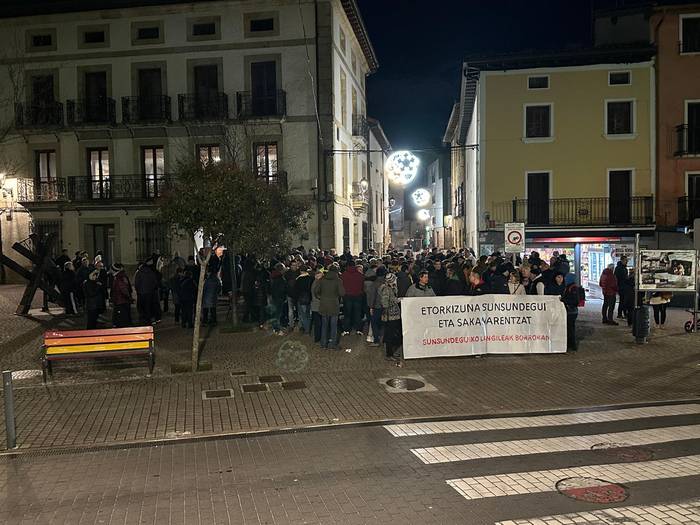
[{"xmin": 632, "ymin": 305, "xmax": 650, "ymax": 344}]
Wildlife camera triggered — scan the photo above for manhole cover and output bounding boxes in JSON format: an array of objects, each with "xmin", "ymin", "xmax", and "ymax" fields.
[
  {"xmin": 201, "ymin": 389, "xmax": 234, "ymax": 400},
  {"xmin": 11, "ymin": 370, "xmax": 43, "ymax": 380},
  {"xmin": 386, "ymin": 378, "xmax": 426, "ymax": 391},
  {"xmin": 241, "ymin": 383, "xmax": 268, "ymax": 393},
  {"xmin": 556, "ymin": 477, "xmax": 629, "ymax": 503},
  {"xmin": 281, "ymin": 381, "xmax": 306, "ymax": 390},
  {"xmin": 259, "ymin": 375, "xmax": 283, "ymax": 383},
  {"xmin": 591, "ymin": 443, "xmax": 654, "ymax": 462}
]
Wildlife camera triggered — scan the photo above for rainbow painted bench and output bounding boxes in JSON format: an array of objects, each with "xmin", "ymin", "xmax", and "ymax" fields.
[{"xmin": 41, "ymin": 326, "xmax": 155, "ymax": 382}]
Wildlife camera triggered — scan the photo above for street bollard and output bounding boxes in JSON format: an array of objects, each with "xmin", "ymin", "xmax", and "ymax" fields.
[{"xmin": 2, "ymin": 370, "xmax": 16, "ymax": 449}]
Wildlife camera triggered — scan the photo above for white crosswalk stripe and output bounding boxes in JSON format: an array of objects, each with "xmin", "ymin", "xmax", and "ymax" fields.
[
  {"xmin": 447, "ymin": 454, "xmax": 700, "ymax": 500},
  {"xmin": 384, "ymin": 404, "xmax": 700, "ymax": 437},
  {"xmin": 494, "ymin": 498, "xmax": 700, "ymax": 524},
  {"xmin": 411, "ymin": 424, "xmax": 700, "ymax": 463}
]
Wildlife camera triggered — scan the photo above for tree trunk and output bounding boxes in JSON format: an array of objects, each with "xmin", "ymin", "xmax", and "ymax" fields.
[{"xmin": 192, "ymin": 247, "xmax": 212, "ymax": 372}]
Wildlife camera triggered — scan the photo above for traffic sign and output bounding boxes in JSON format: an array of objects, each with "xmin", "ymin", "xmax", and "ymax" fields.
[{"xmin": 504, "ymin": 222, "xmax": 525, "ymax": 253}]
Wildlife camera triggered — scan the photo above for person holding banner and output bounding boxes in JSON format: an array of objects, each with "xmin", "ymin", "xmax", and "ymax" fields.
[{"xmin": 379, "ymin": 273, "xmax": 403, "ymax": 363}]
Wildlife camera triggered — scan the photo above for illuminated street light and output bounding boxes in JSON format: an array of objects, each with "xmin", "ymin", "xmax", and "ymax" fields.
[
  {"xmin": 359, "ymin": 177, "xmax": 369, "ymax": 192},
  {"xmin": 416, "ymin": 209, "xmax": 430, "ymax": 221},
  {"xmin": 411, "ymin": 188, "xmax": 430, "ymax": 207},
  {"xmin": 385, "ymin": 150, "xmax": 419, "ymax": 186}
]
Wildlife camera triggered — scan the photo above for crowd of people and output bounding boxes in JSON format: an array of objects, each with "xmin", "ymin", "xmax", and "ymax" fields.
[{"xmin": 53, "ymin": 244, "xmax": 657, "ymax": 357}]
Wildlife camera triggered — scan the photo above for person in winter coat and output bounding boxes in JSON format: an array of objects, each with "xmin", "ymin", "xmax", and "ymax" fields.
[
  {"xmin": 444, "ymin": 265, "xmax": 465, "ymax": 296},
  {"xmin": 310, "ymin": 269, "xmax": 324, "ymax": 343},
  {"xmin": 295, "ymin": 266, "xmax": 314, "ymax": 334},
  {"xmin": 614, "ymin": 256, "xmax": 629, "ymax": 319},
  {"xmin": 285, "ymin": 260, "xmax": 301, "ymax": 329},
  {"xmin": 134, "ymin": 260, "xmax": 160, "ymax": 325},
  {"xmin": 170, "ymin": 268, "xmax": 183, "ymax": 323},
  {"xmin": 83, "ymin": 270, "xmax": 104, "ymax": 329},
  {"xmin": 201, "ymin": 271, "xmax": 221, "ymax": 326},
  {"xmin": 178, "ymin": 270, "xmax": 197, "ymax": 328},
  {"xmin": 110, "ymin": 263, "xmax": 133, "ymax": 328},
  {"xmin": 406, "ymin": 271, "xmax": 436, "ymax": 297},
  {"xmin": 269, "ymin": 263, "xmax": 288, "ymax": 334},
  {"xmin": 252, "ymin": 278, "xmax": 269, "ymax": 329},
  {"xmin": 74, "ymin": 257, "xmax": 91, "ymax": 308},
  {"xmin": 466, "ymin": 270, "xmax": 488, "ymax": 295},
  {"xmin": 429, "ymin": 260, "xmax": 447, "ymax": 296},
  {"xmin": 562, "ymin": 274, "xmax": 580, "ymax": 351},
  {"xmin": 396, "ymin": 264, "xmax": 413, "ymax": 298},
  {"xmin": 508, "ymin": 271, "xmax": 526, "ymax": 295},
  {"xmin": 650, "ymin": 291, "xmax": 672, "ymax": 329},
  {"xmin": 544, "ymin": 272, "xmax": 566, "ymax": 297},
  {"xmin": 59, "ymin": 262, "xmax": 79, "ymax": 315},
  {"xmin": 489, "ymin": 264, "xmax": 510, "ymax": 295},
  {"xmin": 366, "ymin": 266, "xmax": 386, "ymax": 346},
  {"xmin": 599, "ymin": 264, "xmax": 619, "ymax": 325},
  {"xmin": 379, "ymin": 273, "xmax": 403, "ymax": 362},
  {"xmin": 314, "ymin": 263, "xmax": 345, "ymax": 349},
  {"xmin": 341, "ymin": 260, "xmax": 365, "ymax": 335}
]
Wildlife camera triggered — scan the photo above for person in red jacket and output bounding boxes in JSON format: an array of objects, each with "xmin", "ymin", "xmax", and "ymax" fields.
[
  {"xmin": 599, "ymin": 264, "xmax": 619, "ymax": 325},
  {"xmin": 341, "ymin": 260, "xmax": 366, "ymax": 336},
  {"xmin": 110, "ymin": 263, "xmax": 133, "ymax": 328}
]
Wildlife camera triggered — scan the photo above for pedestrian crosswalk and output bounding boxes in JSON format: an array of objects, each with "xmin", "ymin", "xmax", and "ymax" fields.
[{"xmin": 383, "ymin": 402, "xmax": 700, "ymax": 524}]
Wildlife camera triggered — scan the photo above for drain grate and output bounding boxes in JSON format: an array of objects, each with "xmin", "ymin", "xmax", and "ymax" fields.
[
  {"xmin": 259, "ymin": 375, "xmax": 283, "ymax": 383},
  {"xmin": 281, "ymin": 381, "xmax": 307, "ymax": 390},
  {"xmin": 241, "ymin": 383, "xmax": 268, "ymax": 393},
  {"xmin": 230, "ymin": 371, "xmax": 247, "ymax": 376},
  {"xmin": 202, "ymin": 389, "xmax": 234, "ymax": 400},
  {"xmin": 386, "ymin": 378, "xmax": 425, "ymax": 391}
]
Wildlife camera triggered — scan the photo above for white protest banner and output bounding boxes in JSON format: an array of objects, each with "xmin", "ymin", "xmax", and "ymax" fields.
[{"xmin": 401, "ymin": 295, "xmax": 567, "ymax": 359}]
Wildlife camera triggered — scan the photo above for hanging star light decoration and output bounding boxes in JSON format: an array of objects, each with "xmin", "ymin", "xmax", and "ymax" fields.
[
  {"xmin": 411, "ymin": 188, "xmax": 430, "ymax": 207},
  {"xmin": 385, "ymin": 150, "xmax": 419, "ymax": 185},
  {"xmin": 416, "ymin": 209, "xmax": 431, "ymax": 221}
]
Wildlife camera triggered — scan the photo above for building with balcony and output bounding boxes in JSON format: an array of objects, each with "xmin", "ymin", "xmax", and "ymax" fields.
[
  {"xmin": 0, "ymin": 0, "xmax": 379, "ymax": 269},
  {"xmin": 652, "ymin": 4, "xmax": 700, "ymax": 231},
  {"xmin": 451, "ymin": 45, "xmax": 655, "ymax": 287}
]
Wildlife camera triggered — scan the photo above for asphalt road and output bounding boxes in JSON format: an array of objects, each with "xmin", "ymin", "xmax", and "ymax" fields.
[{"xmin": 2, "ymin": 400, "xmax": 700, "ymax": 524}]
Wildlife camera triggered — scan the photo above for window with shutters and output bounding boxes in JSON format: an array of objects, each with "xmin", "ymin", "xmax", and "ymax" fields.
[
  {"xmin": 524, "ymin": 104, "xmax": 553, "ymax": 140},
  {"xmin": 605, "ymin": 100, "xmax": 635, "ymax": 137}
]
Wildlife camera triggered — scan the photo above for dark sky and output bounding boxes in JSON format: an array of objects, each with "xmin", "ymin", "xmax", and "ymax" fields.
[{"xmin": 355, "ymin": 0, "xmax": 627, "ymax": 150}]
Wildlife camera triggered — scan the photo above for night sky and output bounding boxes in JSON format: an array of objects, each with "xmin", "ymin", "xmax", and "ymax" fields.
[{"xmin": 357, "ymin": 0, "xmax": 600, "ymax": 150}]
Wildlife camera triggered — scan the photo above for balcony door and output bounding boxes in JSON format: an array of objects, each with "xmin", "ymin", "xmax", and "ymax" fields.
[
  {"xmin": 35, "ymin": 150, "xmax": 57, "ymax": 200},
  {"xmin": 30, "ymin": 75, "xmax": 56, "ymax": 126},
  {"xmin": 251, "ymin": 61, "xmax": 277, "ymax": 116},
  {"xmin": 609, "ymin": 170, "xmax": 631, "ymax": 224},
  {"xmin": 88, "ymin": 148, "xmax": 110, "ymax": 199},
  {"xmin": 85, "ymin": 71, "xmax": 107, "ymax": 121},
  {"xmin": 138, "ymin": 68, "xmax": 163, "ymax": 120},
  {"xmin": 142, "ymin": 146, "xmax": 164, "ymax": 198},
  {"xmin": 687, "ymin": 102, "xmax": 700, "ymax": 155},
  {"xmin": 194, "ymin": 65, "xmax": 218, "ymax": 118},
  {"xmin": 254, "ymin": 142, "xmax": 278, "ymax": 184},
  {"xmin": 527, "ymin": 172, "xmax": 550, "ymax": 225},
  {"xmin": 689, "ymin": 174, "xmax": 700, "ymax": 221}
]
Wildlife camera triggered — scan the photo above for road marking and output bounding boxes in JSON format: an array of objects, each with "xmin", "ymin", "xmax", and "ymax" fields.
[
  {"xmin": 384, "ymin": 404, "xmax": 700, "ymax": 437},
  {"xmin": 447, "ymin": 454, "xmax": 700, "ymax": 501},
  {"xmin": 411, "ymin": 424, "xmax": 700, "ymax": 463},
  {"xmin": 494, "ymin": 497, "xmax": 700, "ymax": 524}
]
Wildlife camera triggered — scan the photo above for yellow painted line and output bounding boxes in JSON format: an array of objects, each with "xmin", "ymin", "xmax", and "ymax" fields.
[{"xmin": 46, "ymin": 341, "xmax": 151, "ymax": 355}]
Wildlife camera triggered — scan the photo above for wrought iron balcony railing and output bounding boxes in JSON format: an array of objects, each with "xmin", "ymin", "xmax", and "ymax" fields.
[
  {"xmin": 178, "ymin": 93, "xmax": 228, "ymax": 121},
  {"xmin": 66, "ymin": 98, "xmax": 116, "ymax": 126},
  {"xmin": 489, "ymin": 196, "xmax": 654, "ymax": 228},
  {"xmin": 256, "ymin": 170, "xmax": 288, "ymax": 192},
  {"xmin": 674, "ymin": 124, "xmax": 700, "ymax": 156},
  {"xmin": 678, "ymin": 196, "xmax": 700, "ymax": 226},
  {"xmin": 352, "ymin": 114, "xmax": 368, "ymax": 137},
  {"xmin": 17, "ymin": 175, "xmax": 168, "ymax": 203},
  {"xmin": 122, "ymin": 96, "xmax": 172, "ymax": 123},
  {"xmin": 15, "ymin": 102, "xmax": 64, "ymax": 128},
  {"xmin": 236, "ymin": 90, "xmax": 286, "ymax": 118}
]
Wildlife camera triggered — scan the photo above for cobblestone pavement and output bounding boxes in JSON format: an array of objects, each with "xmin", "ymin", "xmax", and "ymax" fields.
[
  {"xmin": 0, "ymin": 284, "xmax": 699, "ymax": 452},
  {"xmin": 1, "ymin": 402, "xmax": 699, "ymax": 524}
]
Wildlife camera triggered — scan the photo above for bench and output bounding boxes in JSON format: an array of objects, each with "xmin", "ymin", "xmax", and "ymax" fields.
[{"xmin": 41, "ymin": 326, "xmax": 155, "ymax": 382}]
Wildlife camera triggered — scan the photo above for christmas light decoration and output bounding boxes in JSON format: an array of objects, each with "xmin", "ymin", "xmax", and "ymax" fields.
[
  {"xmin": 416, "ymin": 209, "xmax": 431, "ymax": 221},
  {"xmin": 385, "ymin": 150, "xmax": 419, "ymax": 185},
  {"xmin": 411, "ymin": 188, "xmax": 430, "ymax": 207}
]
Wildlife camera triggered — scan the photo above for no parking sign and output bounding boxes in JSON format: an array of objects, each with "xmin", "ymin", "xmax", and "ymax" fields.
[{"xmin": 505, "ymin": 223, "xmax": 525, "ymax": 253}]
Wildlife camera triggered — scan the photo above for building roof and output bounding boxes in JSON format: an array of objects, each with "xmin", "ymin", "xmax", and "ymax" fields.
[
  {"xmin": 464, "ymin": 44, "xmax": 656, "ymax": 71},
  {"xmin": 0, "ymin": 0, "xmax": 379, "ymax": 72},
  {"xmin": 442, "ymin": 103, "xmax": 460, "ymax": 144},
  {"xmin": 367, "ymin": 117, "xmax": 391, "ymax": 151},
  {"xmin": 443, "ymin": 64, "xmax": 478, "ymax": 146}
]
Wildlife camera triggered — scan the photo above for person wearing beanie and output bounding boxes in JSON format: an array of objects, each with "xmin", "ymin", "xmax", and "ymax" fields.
[
  {"xmin": 83, "ymin": 269, "xmax": 104, "ymax": 329},
  {"xmin": 379, "ymin": 272, "xmax": 403, "ymax": 362},
  {"xmin": 314, "ymin": 262, "xmax": 344, "ymax": 349}
]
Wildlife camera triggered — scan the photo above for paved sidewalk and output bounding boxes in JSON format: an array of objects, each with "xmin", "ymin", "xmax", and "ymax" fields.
[{"xmin": 0, "ymin": 284, "xmax": 699, "ymax": 452}]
